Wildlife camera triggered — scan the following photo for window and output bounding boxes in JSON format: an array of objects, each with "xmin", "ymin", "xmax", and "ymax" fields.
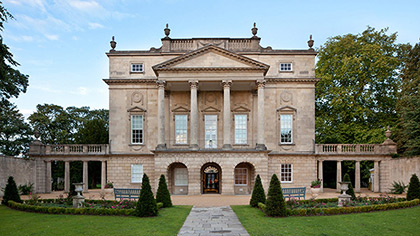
[
  {"xmin": 175, "ymin": 115, "xmax": 188, "ymax": 144},
  {"xmin": 234, "ymin": 115, "xmax": 247, "ymax": 144},
  {"xmin": 280, "ymin": 114, "xmax": 293, "ymax": 144},
  {"xmin": 205, "ymin": 115, "xmax": 217, "ymax": 148},
  {"xmin": 280, "ymin": 164, "xmax": 293, "ymax": 183},
  {"xmin": 280, "ymin": 63, "xmax": 292, "ymax": 71},
  {"xmin": 131, "ymin": 164, "xmax": 143, "ymax": 183},
  {"xmin": 174, "ymin": 168, "xmax": 188, "ymax": 186},
  {"xmin": 131, "ymin": 63, "xmax": 143, "ymax": 72},
  {"xmin": 235, "ymin": 168, "xmax": 248, "ymax": 185},
  {"xmin": 131, "ymin": 115, "xmax": 143, "ymax": 144}
]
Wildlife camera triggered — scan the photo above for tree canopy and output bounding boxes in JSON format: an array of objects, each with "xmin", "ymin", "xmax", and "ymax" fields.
[{"xmin": 315, "ymin": 27, "xmax": 409, "ymax": 144}]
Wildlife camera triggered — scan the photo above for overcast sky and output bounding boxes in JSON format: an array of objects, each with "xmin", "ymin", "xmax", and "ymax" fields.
[{"xmin": 3, "ymin": 0, "xmax": 420, "ymax": 117}]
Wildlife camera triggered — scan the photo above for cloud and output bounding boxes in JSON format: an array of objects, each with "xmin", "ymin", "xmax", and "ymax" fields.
[
  {"xmin": 88, "ymin": 22, "xmax": 104, "ymax": 29},
  {"xmin": 6, "ymin": 34, "xmax": 34, "ymax": 42},
  {"xmin": 45, "ymin": 34, "xmax": 59, "ymax": 40},
  {"xmin": 69, "ymin": 0, "xmax": 102, "ymax": 12},
  {"xmin": 77, "ymin": 87, "xmax": 89, "ymax": 95}
]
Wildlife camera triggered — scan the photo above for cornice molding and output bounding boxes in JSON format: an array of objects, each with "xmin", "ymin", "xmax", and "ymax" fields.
[{"xmin": 103, "ymin": 79, "xmax": 157, "ymax": 84}]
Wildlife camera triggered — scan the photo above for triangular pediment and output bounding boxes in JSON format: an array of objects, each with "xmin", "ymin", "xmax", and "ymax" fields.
[
  {"xmin": 201, "ymin": 106, "xmax": 221, "ymax": 112},
  {"xmin": 127, "ymin": 106, "xmax": 147, "ymax": 112},
  {"xmin": 172, "ymin": 106, "xmax": 190, "ymax": 112},
  {"xmin": 153, "ymin": 45, "xmax": 269, "ymax": 75},
  {"xmin": 232, "ymin": 106, "xmax": 251, "ymax": 112}
]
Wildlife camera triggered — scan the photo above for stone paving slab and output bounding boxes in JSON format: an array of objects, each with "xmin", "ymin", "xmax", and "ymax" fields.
[{"xmin": 178, "ymin": 206, "xmax": 249, "ymax": 236}]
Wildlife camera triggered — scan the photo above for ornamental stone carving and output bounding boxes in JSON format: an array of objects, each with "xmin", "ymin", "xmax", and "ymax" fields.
[
  {"xmin": 131, "ymin": 92, "xmax": 144, "ymax": 105},
  {"xmin": 281, "ymin": 91, "xmax": 292, "ymax": 103}
]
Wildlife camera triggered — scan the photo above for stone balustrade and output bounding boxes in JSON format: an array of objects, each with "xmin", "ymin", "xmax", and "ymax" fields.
[
  {"xmin": 30, "ymin": 144, "xmax": 109, "ymax": 155},
  {"xmin": 315, "ymin": 144, "xmax": 395, "ymax": 154}
]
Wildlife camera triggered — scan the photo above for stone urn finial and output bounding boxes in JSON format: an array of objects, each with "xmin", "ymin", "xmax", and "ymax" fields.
[
  {"xmin": 34, "ymin": 129, "xmax": 40, "ymax": 140},
  {"xmin": 251, "ymin": 22, "xmax": 258, "ymax": 38},
  {"xmin": 164, "ymin": 23, "xmax": 170, "ymax": 38},
  {"xmin": 385, "ymin": 126, "xmax": 391, "ymax": 139},
  {"xmin": 110, "ymin": 36, "xmax": 116, "ymax": 51},
  {"xmin": 308, "ymin": 34, "xmax": 314, "ymax": 50}
]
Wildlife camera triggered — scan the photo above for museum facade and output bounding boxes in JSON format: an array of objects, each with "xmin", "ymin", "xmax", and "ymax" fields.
[{"xmin": 28, "ymin": 24, "xmax": 399, "ymax": 195}]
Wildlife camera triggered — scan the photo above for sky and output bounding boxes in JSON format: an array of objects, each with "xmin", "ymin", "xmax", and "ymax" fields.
[{"xmin": 2, "ymin": 0, "xmax": 420, "ymax": 118}]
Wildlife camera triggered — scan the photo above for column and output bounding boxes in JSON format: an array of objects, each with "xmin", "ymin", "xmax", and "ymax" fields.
[
  {"xmin": 222, "ymin": 80, "xmax": 232, "ymax": 150},
  {"xmin": 46, "ymin": 161, "xmax": 52, "ymax": 193},
  {"xmin": 189, "ymin": 80, "xmax": 199, "ymax": 150},
  {"xmin": 256, "ymin": 79, "xmax": 266, "ymax": 150},
  {"xmin": 64, "ymin": 161, "xmax": 70, "ymax": 193},
  {"xmin": 318, "ymin": 160, "xmax": 323, "ymax": 192},
  {"xmin": 374, "ymin": 161, "xmax": 380, "ymax": 192},
  {"xmin": 83, "ymin": 161, "xmax": 88, "ymax": 193},
  {"xmin": 336, "ymin": 160, "xmax": 342, "ymax": 192},
  {"xmin": 156, "ymin": 80, "xmax": 166, "ymax": 150},
  {"xmin": 355, "ymin": 161, "xmax": 361, "ymax": 193},
  {"xmin": 101, "ymin": 161, "xmax": 106, "ymax": 191}
]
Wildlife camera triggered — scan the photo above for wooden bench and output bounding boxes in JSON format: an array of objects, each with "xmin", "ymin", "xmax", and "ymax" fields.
[
  {"xmin": 282, "ymin": 187, "xmax": 306, "ymax": 200},
  {"xmin": 113, "ymin": 188, "xmax": 141, "ymax": 200}
]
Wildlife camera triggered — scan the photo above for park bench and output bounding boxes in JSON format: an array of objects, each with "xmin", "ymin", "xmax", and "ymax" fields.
[
  {"xmin": 113, "ymin": 188, "xmax": 141, "ymax": 200},
  {"xmin": 282, "ymin": 187, "xmax": 306, "ymax": 200}
]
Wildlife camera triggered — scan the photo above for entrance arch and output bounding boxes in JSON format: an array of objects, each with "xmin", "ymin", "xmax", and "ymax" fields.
[
  {"xmin": 167, "ymin": 162, "xmax": 188, "ymax": 195},
  {"xmin": 201, "ymin": 162, "xmax": 222, "ymax": 194},
  {"xmin": 234, "ymin": 162, "xmax": 255, "ymax": 195}
]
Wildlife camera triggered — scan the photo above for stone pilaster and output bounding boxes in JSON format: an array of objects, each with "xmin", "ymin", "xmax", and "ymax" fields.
[
  {"xmin": 256, "ymin": 79, "xmax": 266, "ymax": 150},
  {"xmin": 374, "ymin": 161, "xmax": 380, "ymax": 192},
  {"xmin": 336, "ymin": 160, "xmax": 342, "ymax": 192},
  {"xmin": 101, "ymin": 161, "xmax": 106, "ymax": 191},
  {"xmin": 46, "ymin": 161, "xmax": 52, "ymax": 193},
  {"xmin": 355, "ymin": 161, "xmax": 361, "ymax": 192},
  {"xmin": 83, "ymin": 161, "xmax": 88, "ymax": 193},
  {"xmin": 189, "ymin": 80, "xmax": 199, "ymax": 150},
  {"xmin": 64, "ymin": 161, "xmax": 70, "ymax": 193},
  {"xmin": 318, "ymin": 160, "xmax": 323, "ymax": 192},
  {"xmin": 222, "ymin": 80, "xmax": 232, "ymax": 150},
  {"xmin": 156, "ymin": 80, "xmax": 166, "ymax": 150}
]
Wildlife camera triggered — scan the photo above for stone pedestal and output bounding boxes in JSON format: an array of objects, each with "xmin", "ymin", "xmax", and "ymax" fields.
[{"xmin": 72, "ymin": 195, "xmax": 85, "ymax": 208}]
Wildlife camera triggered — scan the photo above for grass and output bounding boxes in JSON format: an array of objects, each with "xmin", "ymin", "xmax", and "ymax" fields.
[
  {"xmin": 231, "ymin": 205, "xmax": 420, "ymax": 236},
  {"xmin": 0, "ymin": 205, "xmax": 192, "ymax": 236}
]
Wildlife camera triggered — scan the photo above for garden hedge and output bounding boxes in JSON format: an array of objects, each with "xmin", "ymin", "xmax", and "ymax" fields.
[
  {"xmin": 257, "ymin": 199, "xmax": 420, "ymax": 217},
  {"xmin": 7, "ymin": 201, "xmax": 164, "ymax": 216}
]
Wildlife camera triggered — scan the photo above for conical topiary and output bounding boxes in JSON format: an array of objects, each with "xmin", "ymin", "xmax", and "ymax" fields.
[
  {"xmin": 156, "ymin": 174, "xmax": 172, "ymax": 208},
  {"xmin": 342, "ymin": 173, "xmax": 356, "ymax": 200},
  {"xmin": 2, "ymin": 176, "xmax": 22, "ymax": 205},
  {"xmin": 407, "ymin": 174, "xmax": 420, "ymax": 201},
  {"xmin": 265, "ymin": 174, "xmax": 287, "ymax": 217},
  {"xmin": 250, "ymin": 174, "xmax": 266, "ymax": 207},
  {"xmin": 135, "ymin": 174, "xmax": 158, "ymax": 217}
]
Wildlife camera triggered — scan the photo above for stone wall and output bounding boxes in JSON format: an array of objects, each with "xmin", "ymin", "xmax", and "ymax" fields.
[
  {"xmin": 0, "ymin": 156, "xmax": 37, "ymax": 197},
  {"xmin": 384, "ymin": 157, "xmax": 420, "ymax": 192}
]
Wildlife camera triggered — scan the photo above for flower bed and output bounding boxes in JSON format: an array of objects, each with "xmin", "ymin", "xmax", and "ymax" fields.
[
  {"xmin": 7, "ymin": 199, "xmax": 163, "ymax": 216},
  {"xmin": 257, "ymin": 197, "xmax": 419, "ymax": 217}
]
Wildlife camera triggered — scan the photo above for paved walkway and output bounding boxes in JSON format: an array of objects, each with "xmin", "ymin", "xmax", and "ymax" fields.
[{"xmin": 178, "ymin": 206, "xmax": 249, "ymax": 236}]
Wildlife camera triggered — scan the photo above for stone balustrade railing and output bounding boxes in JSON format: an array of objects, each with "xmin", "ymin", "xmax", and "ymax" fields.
[
  {"xmin": 315, "ymin": 144, "xmax": 395, "ymax": 154},
  {"xmin": 29, "ymin": 143, "xmax": 109, "ymax": 155}
]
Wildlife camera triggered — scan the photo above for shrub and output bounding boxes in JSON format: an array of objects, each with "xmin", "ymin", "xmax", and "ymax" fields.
[
  {"xmin": 265, "ymin": 174, "xmax": 287, "ymax": 217},
  {"xmin": 258, "ymin": 202, "xmax": 266, "ymax": 212},
  {"xmin": 250, "ymin": 174, "xmax": 266, "ymax": 207},
  {"xmin": 390, "ymin": 181, "xmax": 407, "ymax": 194},
  {"xmin": 342, "ymin": 173, "xmax": 356, "ymax": 200},
  {"xmin": 407, "ymin": 174, "xmax": 420, "ymax": 201},
  {"xmin": 135, "ymin": 174, "xmax": 158, "ymax": 217},
  {"xmin": 18, "ymin": 183, "xmax": 34, "ymax": 195},
  {"xmin": 156, "ymin": 174, "xmax": 172, "ymax": 208},
  {"xmin": 2, "ymin": 176, "xmax": 22, "ymax": 205}
]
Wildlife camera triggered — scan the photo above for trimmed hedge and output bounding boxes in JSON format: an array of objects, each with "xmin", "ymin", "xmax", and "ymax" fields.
[
  {"xmin": 7, "ymin": 200, "xmax": 164, "ymax": 216},
  {"xmin": 250, "ymin": 174, "xmax": 266, "ymax": 207},
  {"xmin": 257, "ymin": 199, "xmax": 420, "ymax": 217}
]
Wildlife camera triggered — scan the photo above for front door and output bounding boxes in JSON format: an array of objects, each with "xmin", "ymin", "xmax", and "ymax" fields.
[{"xmin": 203, "ymin": 165, "xmax": 220, "ymax": 193}]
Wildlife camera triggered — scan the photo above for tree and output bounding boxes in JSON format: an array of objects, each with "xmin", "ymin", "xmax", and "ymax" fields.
[
  {"xmin": 2, "ymin": 176, "xmax": 22, "ymax": 205},
  {"xmin": 316, "ymin": 27, "xmax": 408, "ymax": 144},
  {"xmin": 155, "ymin": 174, "xmax": 172, "ymax": 208},
  {"xmin": 406, "ymin": 174, "xmax": 420, "ymax": 201},
  {"xmin": 135, "ymin": 174, "xmax": 158, "ymax": 217},
  {"xmin": 395, "ymin": 41, "xmax": 420, "ymax": 156},
  {"xmin": 265, "ymin": 174, "xmax": 287, "ymax": 217},
  {"xmin": 342, "ymin": 173, "xmax": 356, "ymax": 200},
  {"xmin": 250, "ymin": 174, "xmax": 266, "ymax": 207},
  {"xmin": 0, "ymin": 100, "xmax": 32, "ymax": 156}
]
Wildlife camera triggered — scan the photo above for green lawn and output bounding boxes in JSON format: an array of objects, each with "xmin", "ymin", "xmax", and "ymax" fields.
[
  {"xmin": 231, "ymin": 205, "xmax": 420, "ymax": 236},
  {"xmin": 0, "ymin": 205, "xmax": 192, "ymax": 236}
]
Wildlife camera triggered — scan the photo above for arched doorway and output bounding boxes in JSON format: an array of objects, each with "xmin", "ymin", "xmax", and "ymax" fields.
[
  {"xmin": 234, "ymin": 162, "xmax": 255, "ymax": 195},
  {"xmin": 201, "ymin": 163, "xmax": 221, "ymax": 194},
  {"xmin": 167, "ymin": 162, "xmax": 188, "ymax": 195}
]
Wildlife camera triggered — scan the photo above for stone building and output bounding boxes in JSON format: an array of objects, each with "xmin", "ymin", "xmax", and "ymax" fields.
[{"xmin": 27, "ymin": 24, "xmax": 401, "ymax": 195}]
